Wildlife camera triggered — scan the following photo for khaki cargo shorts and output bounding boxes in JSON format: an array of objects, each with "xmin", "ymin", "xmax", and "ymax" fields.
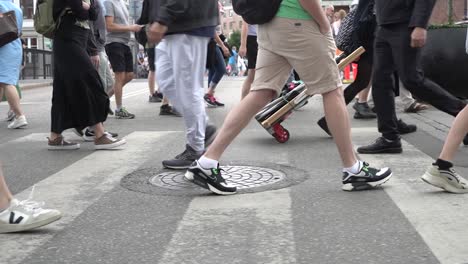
[{"xmin": 251, "ymin": 17, "xmax": 342, "ymax": 96}]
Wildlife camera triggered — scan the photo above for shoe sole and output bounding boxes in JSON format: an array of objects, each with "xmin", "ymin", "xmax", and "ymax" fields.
[
  {"xmin": 116, "ymin": 116, "xmax": 135, "ymax": 119},
  {"xmin": 342, "ymin": 173, "xmax": 393, "ymax": 191},
  {"xmin": 163, "ymin": 163, "xmax": 192, "ymax": 170},
  {"xmin": 48, "ymin": 144, "xmax": 80, "ymax": 150},
  {"xmin": 8, "ymin": 123, "xmax": 28, "ymax": 129},
  {"xmin": 357, "ymin": 147, "xmax": 402, "ymax": 154},
  {"xmin": 95, "ymin": 139, "xmax": 127, "ymax": 150},
  {"xmin": 421, "ymin": 173, "xmax": 468, "ymax": 194},
  {"xmin": 353, "ymin": 114, "xmax": 377, "ymax": 119},
  {"xmin": 184, "ymin": 171, "xmax": 237, "ymax": 195},
  {"xmin": 0, "ymin": 213, "xmax": 62, "ymax": 234}
]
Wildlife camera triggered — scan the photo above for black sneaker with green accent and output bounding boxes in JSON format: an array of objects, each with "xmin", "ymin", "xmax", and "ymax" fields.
[
  {"xmin": 185, "ymin": 160, "xmax": 237, "ymax": 195},
  {"xmin": 342, "ymin": 162, "xmax": 392, "ymax": 191}
]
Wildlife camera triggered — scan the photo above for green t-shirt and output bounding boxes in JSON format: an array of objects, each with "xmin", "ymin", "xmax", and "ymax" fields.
[{"xmin": 276, "ymin": 0, "xmax": 312, "ymax": 20}]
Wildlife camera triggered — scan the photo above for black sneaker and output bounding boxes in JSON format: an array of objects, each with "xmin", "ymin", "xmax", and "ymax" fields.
[
  {"xmin": 342, "ymin": 162, "xmax": 393, "ymax": 191},
  {"xmin": 149, "ymin": 94, "xmax": 162, "ymax": 103},
  {"xmin": 162, "ymin": 144, "xmax": 202, "ymax": 170},
  {"xmin": 204, "ymin": 94, "xmax": 217, "ymax": 108},
  {"xmin": 82, "ymin": 128, "xmax": 119, "ymax": 142},
  {"xmin": 317, "ymin": 117, "xmax": 331, "ymax": 136},
  {"xmin": 160, "ymin": 104, "xmax": 182, "ymax": 117},
  {"xmin": 155, "ymin": 91, "xmax": 164, "ymax": 100},
  {"xmin": 205, "ymin": 124, "xmax": 217, "ymax": 147},
  {"xmin": 353, "ymin": 102, "xmax": 377, "ymax": 119},
  {"xmin": 212, "ymin": 96, "xmax": 225, "ymax": 107},
  {"xmin": 185, "ymin": 160, "xmax": 237, "ymax": 195},
  {"xmin": 397, "ymin": 119, "xmax": 417, "ymax": 134},
  {"xmin": 357, "ymin": 137, "xmax": 403, "ymax": 154},
  {"xmin": 463, "ymin": 133, "xmax": 468, "ymax": 146}
]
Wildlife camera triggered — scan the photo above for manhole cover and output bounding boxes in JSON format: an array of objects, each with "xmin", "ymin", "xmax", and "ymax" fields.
[
  {"xmin": 149, "ymin": 166, "xmax": 285, "ymax": 190},
  {"xmin": 121, "ymin": 162, "xmax": 309, "ymax": 196}
]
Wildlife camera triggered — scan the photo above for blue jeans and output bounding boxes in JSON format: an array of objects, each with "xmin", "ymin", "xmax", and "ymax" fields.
[{"xmin": 208, "ymin": 47, "xmax": 226, "ymax": 88}]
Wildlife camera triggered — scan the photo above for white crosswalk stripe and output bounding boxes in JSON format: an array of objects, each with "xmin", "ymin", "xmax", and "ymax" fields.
[
  {"xmin": 0, "ymin": 131, "xmax": 176, "ymax": 264},
  {"xmin": 353, "ymin": 127, "xmax": 468, "ymax": 264},
  {"xmin": 1, "ymin": 128, "xmax": 467, "ymax": 263}
]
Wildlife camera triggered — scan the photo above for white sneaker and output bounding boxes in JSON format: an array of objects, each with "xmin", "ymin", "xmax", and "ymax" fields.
[
  {"xmin": 421, "ymin": 165, "xmax": 468, "ymax": 194},
  {"xmin": 7, "ymin": 115, "xmax": 28, "ymax": 129},
  {"xmin": 0, "ymin": 197, "xmax": 62, "ymax": 233}
]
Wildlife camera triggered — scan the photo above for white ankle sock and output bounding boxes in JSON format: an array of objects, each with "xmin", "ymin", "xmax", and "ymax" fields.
[
  {"xmin": 198, "ymin": 155, "xmax": 218, "ymax": 169},
  {"xmin": 344, "ymin": 161, "xmax": 362, "ymax": 174}
]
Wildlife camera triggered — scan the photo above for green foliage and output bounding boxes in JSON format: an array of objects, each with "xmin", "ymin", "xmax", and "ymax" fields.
[
  {"xmin": 429, "ymin": 23, "xmax": 468, "ymax": 29},
  {"xmin": 228, "ymin": 30, "xmax": 241, "ymax": 50}
]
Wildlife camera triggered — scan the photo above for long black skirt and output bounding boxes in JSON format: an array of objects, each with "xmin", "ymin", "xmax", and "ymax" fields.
[{"xmin": 51, "ymin": 15, "xmax": 109, "ymax": 134}]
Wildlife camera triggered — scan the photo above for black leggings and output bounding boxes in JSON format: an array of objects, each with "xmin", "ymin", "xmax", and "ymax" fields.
[{"xmin": 343, "ymin": 52, "xmax": 373, "ymax": 105}]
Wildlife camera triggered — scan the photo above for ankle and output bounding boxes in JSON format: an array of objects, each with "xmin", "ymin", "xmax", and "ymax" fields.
[{"xmin": 434, "ymin": 158, "xmax": 453, "ymax": 170}]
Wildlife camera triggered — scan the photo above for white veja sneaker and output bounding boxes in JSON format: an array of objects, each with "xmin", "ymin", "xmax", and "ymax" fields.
[
  {"xmin": 7, "ymin": 115, "xmax": 28, "ymax": 129},
  {"xmin": 0, "ymin": 189, "xmax": 62, "ymax": 233}
]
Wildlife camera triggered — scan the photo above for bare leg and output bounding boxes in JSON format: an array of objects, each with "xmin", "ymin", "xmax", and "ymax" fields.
[
  {"xmin": 322, "ymin": 88, "xmax": 358, "ymax": 167},
  {"xmin": 113, "ymin": 72, "xmax": 126, "ymax": 108},
  {"xmin": 439, "ymin": 105, "xmax": 468, "ymax": 162},
  {"xmin": 148, "ymin": 70, "xmax": 156, "ymax": 95},
  {"xmin": 357, "ymin": 87, "xmax": 371, "ymax": 103},
  {"xmin": 93, "ymin": 123, "xmax": 105, "ymax": 139},
  {"xmin": 1, "ymin": 84, "xmax": 23, "ymax": 117},
  {"xmin": 204, "ymin": 89, "xmax": 275, "ymax": 160},
  {"xmin": 241, "ymin": 69, "xmax": 255, "ymax": 99},
  {"xmin": 0, "ymin": 162, "xmax": 14, "ymax": 210}
]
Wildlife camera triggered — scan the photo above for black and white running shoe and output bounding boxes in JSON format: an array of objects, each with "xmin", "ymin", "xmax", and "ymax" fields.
[
  {"xmin": 342, "ymin": 162, "xmax": 392, "ymax": 191},
  {"xmin": 185, "ymin": 161, "xmax": 237, "ymax": 195}
]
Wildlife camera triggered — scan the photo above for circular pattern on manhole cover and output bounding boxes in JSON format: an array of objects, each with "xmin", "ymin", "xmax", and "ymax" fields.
[
  {"xmin": 121, "ymin": 162, "xmax": 308, "ymax": 196},
  {"xmin": 150, "ymin": 166, "xmax": 285, "ymax": 190}
]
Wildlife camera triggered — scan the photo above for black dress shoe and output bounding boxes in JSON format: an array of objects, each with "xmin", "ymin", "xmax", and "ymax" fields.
[
  {"xmin": 397, "ymin": 119, "xmax": 417, "ymax": 134},
  {"xmin": 357, "ymin": 137, "xmax": 403, "ymax": 154}
]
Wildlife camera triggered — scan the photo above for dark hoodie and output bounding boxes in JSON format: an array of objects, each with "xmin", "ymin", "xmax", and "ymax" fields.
[
  {"xmin": 374, "ymin": 0, "xmax": 436, "ymax": 29},
  {"xmin": 146, "ymin": 0, "xmax": 218, "ymax": 34}
]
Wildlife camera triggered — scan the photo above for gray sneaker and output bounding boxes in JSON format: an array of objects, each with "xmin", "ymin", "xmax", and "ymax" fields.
[
  {"xmin": 115, "ymin": 107, "xmax": 135, "ymax": 119},
  {"xmin": 421, "ymin": 165, "xmax": 468, "ymax": 193},
  {"xmin": 162, "ymin": 144, "xmax": 202, "ymax": 170}
]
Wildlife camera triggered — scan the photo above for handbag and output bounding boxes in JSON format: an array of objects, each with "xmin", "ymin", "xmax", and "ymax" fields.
[
  {"xmin": 335, "ymin": 8, "xmax": 357, "ymax": 55},
  {"xmin": 0, "ymin": 10, "xmax": 19, "ymax": 47}
]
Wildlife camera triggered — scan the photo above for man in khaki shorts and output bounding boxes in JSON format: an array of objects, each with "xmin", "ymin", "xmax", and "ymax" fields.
[{"xmin": 185, "ymin": 0, "xmax": 393, "ymax": 195}]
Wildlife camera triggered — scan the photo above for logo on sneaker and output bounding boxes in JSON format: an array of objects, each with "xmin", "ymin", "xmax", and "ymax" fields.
[{"xmin": 9, "ymin": 212, "xmax": 24, "ymax": 224}]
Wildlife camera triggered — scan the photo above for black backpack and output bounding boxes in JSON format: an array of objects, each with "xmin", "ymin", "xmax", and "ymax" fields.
[{"xmin": 232, "ymin": 0, "xmax": 283, "ymax": 25}]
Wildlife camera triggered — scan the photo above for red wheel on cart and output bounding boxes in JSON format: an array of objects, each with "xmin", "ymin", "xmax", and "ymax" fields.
[{"xmin": 273, "ymin": 128, "xmax": 290, "ymax": 143}]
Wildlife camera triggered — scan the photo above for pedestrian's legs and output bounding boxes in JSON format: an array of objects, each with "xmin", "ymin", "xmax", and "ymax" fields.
[
  {"xmin": 399, "ymin": 83, "xmax": 415, "ymax": 109},
  {"xmin": 241, "ymin": 69, "xmax": 255, "ymax": 99},
  {"xmin": 322, "ymin": 88, "xmax": 357, "ymax": 167},
  {"xmin": 372, "ymin": 27, "xmax": 399, "ymax": 140},
  {"xmin": 204, "ymin": 89, "xmax": 275, "ymax": 160},
  {"xmin": 207, "ymin": 47, "xmax": 226, "ymax": 95},
  {"xmin": 1, "ymin": 84, "xmax": 23, "ymax": 117},
  {"xmin": 392, "ymin": 26, "xmax": 466, "ymax": 117},
  {"xmin": 113, "ymin": 72, "xmax": 126, "ymax": 108},
  {"xmin": 357, "ymin": 87, "xmax": 371, "ymax": 103},
  {"xmin": 148, "ymin": 70, "xmax": 156, "ymax": 95},
  {"xmin": 343, "ymin": 53, "xmax": 373, "ymax": 104},
  {"xmin": 439, "ymin": 105, "xmax": 468, "ymax": 161},
  {"xmin": 0, "ymin": 162, "xmax": 13, "ymax": 210}
]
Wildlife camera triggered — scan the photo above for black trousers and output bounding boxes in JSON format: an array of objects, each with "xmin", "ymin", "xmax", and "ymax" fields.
[{"xmin": 372, "ymin": 24, "xmax": 466, "ymax": 140}]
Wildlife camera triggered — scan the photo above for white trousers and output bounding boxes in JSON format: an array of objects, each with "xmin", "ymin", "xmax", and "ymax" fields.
[{"xmin": 155, "ymin": 34, "xmax": 209, "ymax": 152}]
